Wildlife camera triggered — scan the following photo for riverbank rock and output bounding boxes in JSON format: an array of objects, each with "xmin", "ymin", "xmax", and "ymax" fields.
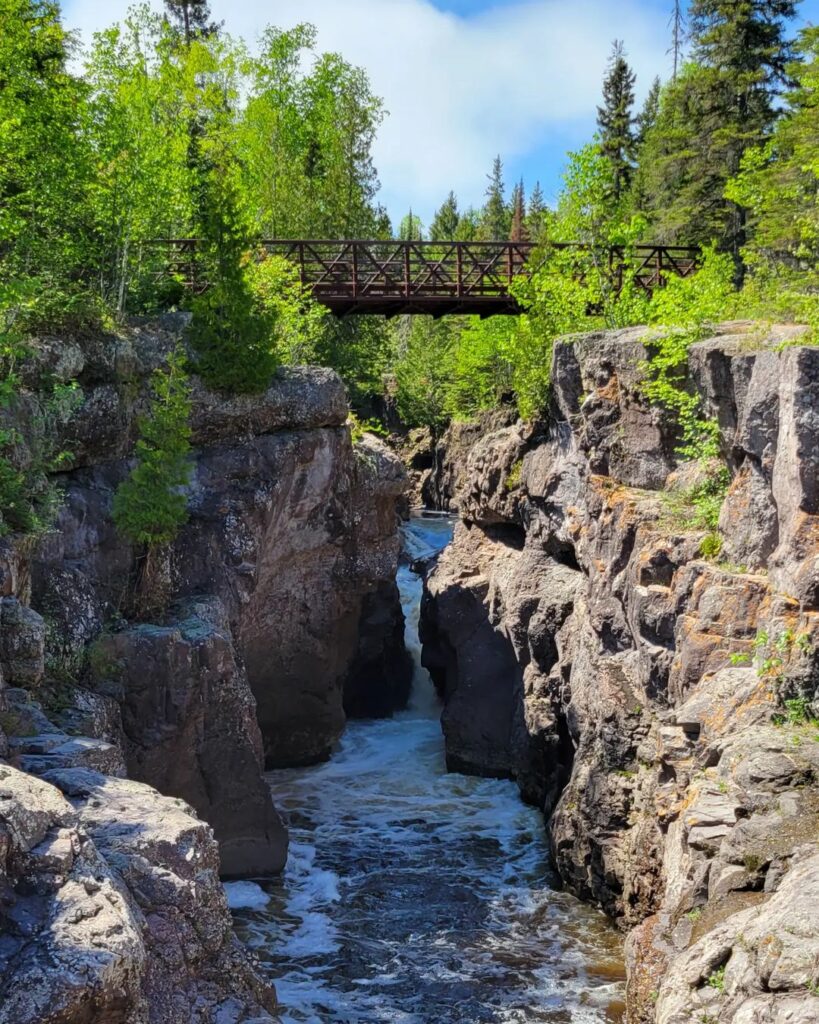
[
  {"xmin": 0, "ymin": 763, "xmax": 278, "ymax": 1024},
  {"xmin": 419, "ymin": 322, "xmax": 819, "ymax": 1023},
  {"xmin": 0, "ymin": 316, "xmax": 409, "ymax": 1019}
]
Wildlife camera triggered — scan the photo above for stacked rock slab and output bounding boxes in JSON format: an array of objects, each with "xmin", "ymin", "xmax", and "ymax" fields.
[{"xmin": 420, "ymin": 324, "xmax": 819, "ymax": 1023}]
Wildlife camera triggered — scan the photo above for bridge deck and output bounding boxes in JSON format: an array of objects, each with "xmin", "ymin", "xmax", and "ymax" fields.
[{"xmin": 151, "ymin": 239, "xmax": 699, "ymax": 317}]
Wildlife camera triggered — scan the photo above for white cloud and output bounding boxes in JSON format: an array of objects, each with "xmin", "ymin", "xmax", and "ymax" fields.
[{"xmin": 63, "ymin": 0, "xmax": 669, "ymax": 224}]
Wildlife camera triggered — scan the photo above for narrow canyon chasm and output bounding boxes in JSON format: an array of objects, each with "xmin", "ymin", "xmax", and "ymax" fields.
[
  {"xmin": 226, "ymin": 514, "xmax": 624, "ymax": 1024},
  {"xmin": 1, "ymin": 317, "xmax": 818, "ymax": 1024}
]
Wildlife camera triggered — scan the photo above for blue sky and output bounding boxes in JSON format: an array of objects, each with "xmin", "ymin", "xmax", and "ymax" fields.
[{"xmin": 63, "ymin": 0, "xmax": 819, "ymax": 229}]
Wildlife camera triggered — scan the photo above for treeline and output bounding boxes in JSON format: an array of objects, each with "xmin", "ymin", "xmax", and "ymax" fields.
[
  {"xmin": 3, "ymin": 0, "xmax": 819, "ymax": 488},
  {"xmin": 2, "ymin": 0, "xmax": 386, "ymax": 328},
  {"xmin": 395, "ymin": 0, "xmax": 819, "ymax": 430}
]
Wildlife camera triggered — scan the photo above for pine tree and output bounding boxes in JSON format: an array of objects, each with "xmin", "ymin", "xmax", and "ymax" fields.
[
  {"xmin": 526, "ymin": 181, "xmax": 548, "ymax": 238},
  {"xmin": 480, "ymin": 156, "xmax": 510, "ymax": 240},
  {"xmin": 639, "ymin": 0, "xmax": 797, "ymax": 262},
  {"xmin": 430, "ymin": 191, "xmax": 459, "ymax": 241},
  {"xmin": 163, "ymin": 1, "xmax": 220, "ymax": 44},
  {"xmin": 637, "ymin": 77, "xmax": 662, "ymax": 146},
  {"xmin": 669, "ymin": 0, "xmax": 686, "ymax": 79},
  {"xmin": 509, "ymin": 180, "xmax": 528, "ymax": 241},
  {"xmin": 596, "ymin": 41, "xmax": 637, "ymax": 199}
]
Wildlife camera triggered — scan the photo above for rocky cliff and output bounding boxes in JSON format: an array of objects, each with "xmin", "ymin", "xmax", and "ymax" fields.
[
  {"xmin": 419, "ymin": 323, "xmax": 819, "ymax": 1023},
  {"xmin": 0, "ymin": 316, "xmax": 408, "ymax": 1020}
]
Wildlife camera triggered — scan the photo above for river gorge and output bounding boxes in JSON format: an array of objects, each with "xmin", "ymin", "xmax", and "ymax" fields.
[
  {"xmin": 227, "ymin": 516, "xmax": 624, "ymax": 1024},
  {"xmin": 1, "ymin": 319, "xmax": 818, "ymax": 1024}
]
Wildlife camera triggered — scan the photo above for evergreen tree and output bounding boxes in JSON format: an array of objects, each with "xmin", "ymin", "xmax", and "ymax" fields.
[
  {"xmin": 640, "ymin": 0, "xmax": 797, "ymax": 261},
  {"xmin": 163, "ymin": 0, "xmax": 220, "ymax": 44},
  {"xmin": 526, "ymin": 181, "xmax": 548, "ymax": 238},
  {"xmin": 398, "ymin": 209, "xmax": 424, "ymax": 240},
  {"xmin": 629, "ymin": 76, "xmax": 662, "ymax": 214},
  {"xmin": 479, "ymin": 156, "xmax": 510, "ymax": 239},
  {"xmin": 669, "ymin": 0, "xmax": 686, "ymax": 79},
  {"xmin": 636, "ymin": 76, "xmax": 661, "ymax": 146},
  {"xmin": 727, "ymin": 26, "xmax": 819, "ymax": 268},
  {"xmin": 430, "ymin": 191, "xmax": 460, "ymax": 241},
  {"xmin": 455, "ymin": 208, "xmax": 479, "ymax": 241},
  {"xmin": 596, "ymin": 41, "xmax": 637, "ymax": 199},
  {"xmin": 509, "ymin": 180, "xmax": 528, "ymax": 241}
]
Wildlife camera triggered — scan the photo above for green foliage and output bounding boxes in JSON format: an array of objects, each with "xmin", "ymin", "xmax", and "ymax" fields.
[
  {"xmin": 780, "ymin": 697, "xmax": 816, "ymax": 726},
  {"xmin": 246, "ymin": 254, "xmax": 328, "ymax": 365},
  {"xmin": 430, "ymin": 192, "xmax": 460, "ymax": 242},
  {"xmin": 663, "ymin": 464, "xmax": 730, "ymax": 535},
  {"xmin": 348, "ymin": 412, "xmax": 388, "ymax": 444},
  {"xmin": 0, "ymin": 299, "xmax": 83, "ymax": 535},
  {"xmin": 479, "ymin": 156, "xmax": 510, "ymax": 240},
  {"xmin": 112, "ymin": 348, "xmax": 192, "ymax": 546},
  {"xmin": 504, "ymin": 459, "xmax": 523, "ymax": 491},
  {"xmin": 643, "ymin": 247, "xmax": 737, "ymax": 460},
  {"xmin": 83, "ymin": 8, "xmax": 195, "ymax": 313},
  {"xmin": 597, "ymin": 41, "xmax": 637, "ymax": 199},
  {"xmin": 706, "ymin": 965, "xmax": 726, "ymax": 993},
  {"xmin": 752, "ymin": 628, "xmax": 813, "ymax": 694},
  {"xmin": 638, "ymin": 0, "xmax": 797, "ymax": 259},
  {"xmin": 726, "ymin": 27, "xmax": 819, "ymax": 292},
  {"xmin": 391, "ymin": 317, "xmax": 456, "ymax": 431},
  {"xmin": 699, "ymin": 532, "xmax": 723, "ymax": 559},
  {"xmin": 188, "ymin": 172, "xmax": 279, "ymax": 393},
  {"xmin": 446, "ymin": 317, "xmax": 516, "ymax": 418},
  {"xmin": 0, "ymin": 0, "xmax": 102, "ymax": 331}
]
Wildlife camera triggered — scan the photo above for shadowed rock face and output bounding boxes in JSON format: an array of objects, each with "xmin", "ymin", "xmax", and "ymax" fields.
[
  {"xmin": 0, "ymin": 317, "xmax": 409, "ymax": 1020},
  {"xmin": 88, "ymin": 599, "xmax": 288, "ymax": 877},
  {"xmin": 419, "ymin": 323, "xmax": 819, "ymax": 1024}
]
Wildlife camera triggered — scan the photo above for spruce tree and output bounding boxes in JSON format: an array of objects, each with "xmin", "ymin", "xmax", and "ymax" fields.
[
  {"xmin": 637, "ymin": 77, "xmax": 661, "ymax": 146},
  {"xmin": 596, "ymin": 41, "xmax": 637, "ymax": 199},
  {"xmin": 640, "ymin": 0, "xmax": 797, "ymax": 262},
  {"xmin": 509, "ymin": 180, "xmax": 528, "ymax": 241},
  {"xmin": 526, "ymin": 182, "xmax": 548, "ymax": 238},
  {"xmin": 430, "ymin": 192, "xmax": 459, "ymax": 241},
  {"xmin": 480, "ymin": 156, "xmax": 510, "ymax": 240}
]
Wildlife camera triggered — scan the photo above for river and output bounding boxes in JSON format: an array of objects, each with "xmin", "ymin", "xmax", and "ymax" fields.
[{"xmin": 225, "ymin": 514, "xmax": 625, "ymax": 1024}]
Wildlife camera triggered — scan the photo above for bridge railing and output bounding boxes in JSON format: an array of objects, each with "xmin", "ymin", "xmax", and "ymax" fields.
[
  {"xmin": 145, "ymin": 238, "xmax": 700, "ymax": 314},
  {"xmin": 260, "ymin": 240, "xmax": 534, "ymax": 301}
]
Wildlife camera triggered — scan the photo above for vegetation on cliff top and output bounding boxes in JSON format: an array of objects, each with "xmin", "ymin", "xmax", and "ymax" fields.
[{"xmin": 2, "ymin": 0, "xmax": 819, "ymax": 538}]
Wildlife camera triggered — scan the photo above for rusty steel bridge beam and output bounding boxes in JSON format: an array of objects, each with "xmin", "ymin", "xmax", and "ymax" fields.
[{"xmin": 145, "ymin": 238, "xmax": 700, "ymax": 316}]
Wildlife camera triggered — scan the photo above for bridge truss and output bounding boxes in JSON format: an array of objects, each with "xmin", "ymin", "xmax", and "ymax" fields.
[{"xmin": 151, "ymin": 238, "xmax": 700, "ymax": 317}]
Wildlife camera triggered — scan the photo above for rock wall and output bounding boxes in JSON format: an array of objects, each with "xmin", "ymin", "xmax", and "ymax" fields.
[
  {"xmin": 0, "ymin": 762, "xmax": 278, "ymax": 1024},
  {"xmin": 419, "ymin": 324, "xmax": 819, "ymax": 1023},
  {"xmin": 0, "ymin": 316, "xmax": 409, "ymax": 1020}
]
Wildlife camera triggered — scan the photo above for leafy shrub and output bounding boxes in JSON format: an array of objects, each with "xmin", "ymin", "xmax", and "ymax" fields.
[
  {"xmin": 699, "ymin": 531, "xmax": 723, "ymax": 559},
  {"xmin": 112, "ymin": 347, "xmax": 192, "ymax": 546},
  {"xmin": 245, "ymin": 253, "xmax": 328, "ymax": 365},
  {"xmin": 643, "ymin": 247, "xmax": 737, "ymax": 460}
]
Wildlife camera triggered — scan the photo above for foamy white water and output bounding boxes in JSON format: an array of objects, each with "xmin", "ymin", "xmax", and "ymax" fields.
[{"xmin": 228, "ymin": 515, "xmax": 624, "ymax": 1024}]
